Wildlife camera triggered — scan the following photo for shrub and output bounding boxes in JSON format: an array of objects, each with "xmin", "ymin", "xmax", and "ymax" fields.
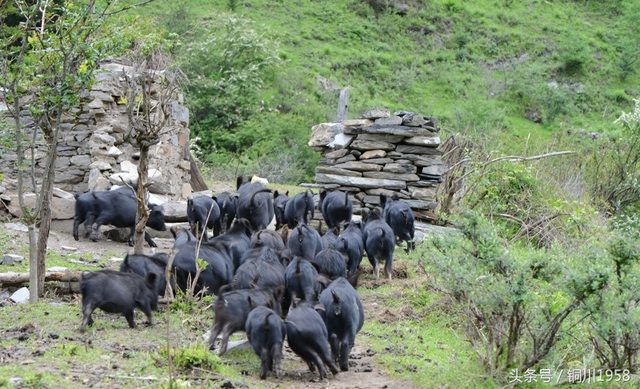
[{"xmin": 421, "ymin": 211, "xmax": 609, "ymax": 379}]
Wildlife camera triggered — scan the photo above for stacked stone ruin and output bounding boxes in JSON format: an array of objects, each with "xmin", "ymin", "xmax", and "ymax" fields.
[
  {"xmin": 307, "ymin": 109, "xmax": 445, "ymax": 220},
  {"xmin": 0, "ymin": 58, "xmax": 194, "ymax": 219}
]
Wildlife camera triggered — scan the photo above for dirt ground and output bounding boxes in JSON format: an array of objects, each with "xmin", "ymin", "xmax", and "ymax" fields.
[{"xmin": 0, "ymin": 203, "xmax": 421, "ymax": 389}]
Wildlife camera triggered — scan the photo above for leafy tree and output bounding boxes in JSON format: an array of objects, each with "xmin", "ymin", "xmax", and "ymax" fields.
[
  {"xmin": 0, "ymin": 0, "xmax": 160, "ymax": 300},
  {"xmin": 178, "ymin": 15, "xmax": 283, "ymax": 155}
]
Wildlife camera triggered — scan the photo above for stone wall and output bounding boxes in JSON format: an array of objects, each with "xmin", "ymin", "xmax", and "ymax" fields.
[
  {"xmin": 307, "ymin": 109, "xmax": 445, "ymax": 220},
  {"xmin": 0, "ymin": 58, "xmax": 193, "ymax": 209}
]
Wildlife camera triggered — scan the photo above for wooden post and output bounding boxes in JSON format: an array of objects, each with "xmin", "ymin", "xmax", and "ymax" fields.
[{"xmin": 337, "ymin": 87, "xmax": 350, "ymax": 122}]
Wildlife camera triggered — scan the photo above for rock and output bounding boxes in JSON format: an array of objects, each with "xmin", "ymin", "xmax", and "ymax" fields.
[
  {"xmin": 90, "ymin": 133, "xmax": 116, "ymax": 145},
  {"xmin": 107, "ymin": 146, "xmax": 123, "ymax": 156},
  {"xmin": 356, "ymin": 133, "xmax": 405, "ymax": 143},
  {"xmin": 8, "ymin": 194, "xmax": 75, "ymax": 219},
  {"xmin": 52, "ymin": 187, "xmax": 75, "ymax": 200},
  {"xmin": 324, "ymin": 149, "xmax": 349, "ymax": 159},
  {"xmin": 328, "ymin": 133, "xmax": 354, "ymax": 149},
  {"xmin": 360, "ymin": 150, "xmax": 387, "ymax": 160},
  {"xmin": 335, "ymin": 154, "xmax": 356, "ymax": 164},
  {"xmin": 162, "ymin": 201, "xmax": 188, "ymax": 222},
  {"xmin": 108, "ymin": 257, "xmax": 124, "ymax": 264},
  {"xmin": 315, "ymin": 173, "xmax": 406, "ymax": 190},
  {"xmin": 109, "ymin": 172, "xmax": 137, "ymax": 185},
  {"xmin": 422, "ymin": 165, "xmax": 448, "ymax": 176},
  {"xmin": 361, "ymin": 158, "xmax": 394, "ymax": 164},
  {"xmin": 342, "ymin": 118, "xmax": 374, "ymax": 127},
  {"xmin": 374, "ymin": 115, "xmax": 403, "ymax": 126},
  {"xmin": 383, "ymin": 163, "xmax": 417, "ymax": 174},
  {"xmin": 61, "ymin": 246, "xmax": 78, "ymax": 251},
  {"xmin": 4, "ymin": 223, "xmax": 29, "ymax": 232},
  {"xmin": 401, "ymin": 112, "xmax": 427, "ymax": 127},
  {"xmin": 403, "ymin": 199, "xmax": 437, "ymax": 210},
  {"xmin": 3, "ymin": 254, "xmax": 25, "ymax": 265},
  {"xmin": 395, "ymin": 145, "xmax": 444, "ymax": 155},
  {"xmin": 362, "ymin": 172, "xmax": 420, "ymax": 181},
  {"xmin": 120, "ymin": 160, "xmax": 138, "ymax": 173},
  {"xmin": 333, "ymin": 161, "xmax": 383, "ymax": 172},
  {"xmin": 361, "ymin": 109, "xmax": 390, "ymax": 119},
  {"xmin": 350, "ymin": 140, "xmax": 396, "ymax": 151},
  {"xmin": 364, "ymin": 125, "xmax": 435, "ymax": 137},
  {"xmin": 365, "ymin": 188, "xmax": 410, "ymax": 199},
  {"xmin": 89, "ymin": 161, "xmax": 112, "ymax": 171},
  {"xmin": 10, "ymin": 287, "xmax": 29, "ymax": 304},
  {"xmin": 54, "ymin": 170, "xmax": 85, "ymax": 185},
  {"xmin": 70, "ymin": 154, "xmax": 92, "ymax": 167},
  {"xmin": 308, "ymin": 123, "xmax": 343, "ymax": 147},
  {"xmin": 403, "ymin": 136, "xmax": 441, "ymax": 147},
  {"xmin": 407, "ymin": 186, "xmax": 437, "ymax": 201},
  {"xmin": 316, "ymin": 166, "xmax": 363, "ymax": 177}
]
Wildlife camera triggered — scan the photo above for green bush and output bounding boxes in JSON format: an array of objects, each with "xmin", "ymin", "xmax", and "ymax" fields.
[
  {"xmin": 559, "ymin": 33, "xmax": 591, "ymax": 74},
  {"xmin": 421, "ymin": 211, "xmax": 609, "ymax": 379}
]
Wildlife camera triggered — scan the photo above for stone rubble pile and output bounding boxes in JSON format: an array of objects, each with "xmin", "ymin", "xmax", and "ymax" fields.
[{"xmin": 307, "ymin": 109, "xmax": 445, "ymax": 219}]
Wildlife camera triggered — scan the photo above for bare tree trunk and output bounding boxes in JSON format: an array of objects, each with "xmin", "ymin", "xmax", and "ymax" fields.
[
  {"xmin": 36, "ymin": 178, "xmax": 54, "ymax": 296},
  {"xmin": 28, "ymin": 225, "xmax": 38, "ymax": 303},
  {"xmin": 188, "ymin": 148, "xmax": 207, "ymax": 192},
  {"xmin": 134, "ymin": 144, "xmax": 150, "ymax": 254}
]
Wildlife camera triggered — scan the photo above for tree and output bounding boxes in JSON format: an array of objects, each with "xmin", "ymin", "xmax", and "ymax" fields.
[
  {"xmin": 123, "ymin": 53, "xmax": 179, "ymax": 254},
  {"xmin": 0, "ymin": 0, "xmax": 160, "ymax": 300}
]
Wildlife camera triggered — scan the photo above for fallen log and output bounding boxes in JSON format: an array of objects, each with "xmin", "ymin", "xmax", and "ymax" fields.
[{"xmin": 0, "ymin": 271, "xmax": 83, "ymax": 286}]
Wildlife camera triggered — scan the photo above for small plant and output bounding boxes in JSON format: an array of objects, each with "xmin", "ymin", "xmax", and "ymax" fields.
[{"xmin": 161, "ymin": 343, "xmax": 222, "ymax": 371}]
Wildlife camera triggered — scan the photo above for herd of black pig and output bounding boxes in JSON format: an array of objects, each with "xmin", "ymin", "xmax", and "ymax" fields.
[{"xmin": 75, "ymin": 176, "xmax": 416, "ymax": 380}]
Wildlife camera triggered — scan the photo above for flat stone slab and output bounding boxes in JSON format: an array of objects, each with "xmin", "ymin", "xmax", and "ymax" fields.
[
  {"xmin": 364, "ymin": 125, "xmax": 435, "ymax": 137},
  {"xmin": 350, "ymin": 140, "xmax": 396, "ymax": 151},
  {"xmin": 315, "ymin": 173, "xmax": 406, "ymax": 190},
  {"xmin": 333, "ymin": 161, "xmax": 383, "ymax": 172},
  {"xmin": 395, "ymin": 145, "xmax": 444, "ymax": 155},
  {"xmin": 403, "ymin": 136, "xmax": 441, "ymax": 147},
  {"xmin": 316, "ymin": 166, "xmax": 363, "ymax": 177},
  {"xmin": 362, "ymin": 172, "xmax": 420, "ymax": 181}
]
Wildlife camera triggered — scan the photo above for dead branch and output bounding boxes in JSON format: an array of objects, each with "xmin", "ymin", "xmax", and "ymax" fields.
[{"xmin": 0, "ymin": 271, "xmax": 83, "ymax": 286}]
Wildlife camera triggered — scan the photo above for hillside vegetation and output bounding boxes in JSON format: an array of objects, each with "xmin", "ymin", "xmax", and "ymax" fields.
[{"xmin": 121, "ymin": 0, "xmax": 640, "ymax": 183}]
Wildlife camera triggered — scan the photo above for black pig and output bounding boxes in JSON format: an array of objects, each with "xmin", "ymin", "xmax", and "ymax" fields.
[
  {"xmin": 90, "ymin": 188, "xmax": 166, "ymax": 247},
  {"xmin": 362, "ymin": 209, "xmax": 396, "ymax": 280},
  {"xmin": 319, "ymin": 277, "xmax": 365, "ymax": 371},
  {"xmin": 380, "ymin": 194, "xmax": 415, "ymax": 252},
  {"xmin": 314, "ymin": 248, "xmax": 347, "ymax": 280},
  {"xmin": 214, "ymin": 192, "xmax": 237, "ymax": 235},
  {"xmin": 273, "ymin": 190, "xmax": 289, "ymax": 230},
  {"xmin": 284, "ymin": 190, "xmax": 315, "ymax": 229},
  {"xmin": 187, "ymin": 195, "xmax": 221, "ymax": 241},
  {"xmin": 208, "ymin": 286, "xmax": 284, "ymax": 355},
  {"xmin": 235, "ymin": 177, "xmax": 274, "ymax": 231},
  {"xmin": 287, "ymin": 222, "xmax": 323, "ymax": 261},
  {"xmin": 285, "ymin": 300, "xmax": 339, "ymax": 379},
  {"xmin": 336, "ymin": 220, "xmax": 365, "ymax": 277},
  {"xmin": 79, "ymin": 269, "xmax": 158, "ymax": 332},
  {"xmin": 245, "ymin": 302, "xmax": 286, "ymax": 379},
  {"xmin": 319, "ymin": 190, "xmax": 352, "ymax": 232},
  {"xmin": 119, "ymin": 252, "xmax": 171, "ymax": 297}
]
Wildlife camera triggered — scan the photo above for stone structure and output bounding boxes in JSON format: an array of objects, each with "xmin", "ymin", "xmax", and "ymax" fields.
[
  {"xmin": 308, "ymin": 109, "xmax": 445, "ymax": 220},
  {"xmin": 0, "ymin": 58, "xmax": 196, "ymax": 219}
]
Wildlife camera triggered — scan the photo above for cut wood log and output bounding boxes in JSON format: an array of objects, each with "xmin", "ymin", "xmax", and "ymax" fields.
[{"xmin": 0, "ymin": 271, "xmax": 83, "ymax": 286}]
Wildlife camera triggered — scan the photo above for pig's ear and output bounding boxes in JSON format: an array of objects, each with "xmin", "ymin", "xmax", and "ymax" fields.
[
  {"xmin": 247, "ymin": 296, "xmax": 257, "ymax": 310},
  {"xmin": 314, "ymin": 302, "xmax": 326, "ymax": 312},
  {"xmin": 331, "ymin": 290, "xmax": 340, "ymax": 304},
  {"xmin": 146, "ymin": 272, "xmax": 158, "ymax": 287}
]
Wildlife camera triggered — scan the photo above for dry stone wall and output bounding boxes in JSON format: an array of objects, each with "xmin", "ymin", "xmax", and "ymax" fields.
[
  {"xmin": 308, "ymin": 109, "xmax": 445, "ymax": 219},
  {"xmin": 0, "ymin": 58, "xmax": 193, "ymax": 219}
]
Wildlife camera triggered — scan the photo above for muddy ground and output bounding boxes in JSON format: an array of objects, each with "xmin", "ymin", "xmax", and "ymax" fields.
[{"xmin": 0, "ymin": 194, "xmax": 423, "ymax": 389}]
